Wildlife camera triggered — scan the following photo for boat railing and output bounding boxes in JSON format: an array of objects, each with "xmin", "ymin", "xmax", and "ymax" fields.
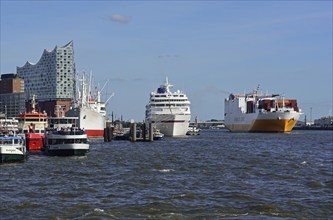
[{"xmin": 52, "ymin": 129, "xmax": 86, "ymax": 135}]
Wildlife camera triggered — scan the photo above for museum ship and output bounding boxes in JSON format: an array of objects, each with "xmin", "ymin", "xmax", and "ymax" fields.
[{"xmin": 66, "ymin": 73, "xmax": 113, "ymax": 138}]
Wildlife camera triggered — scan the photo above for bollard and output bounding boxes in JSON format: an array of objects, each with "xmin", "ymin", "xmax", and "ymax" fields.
[
  {"xmin": 104, "ymin": 128, "xmax": 107, "ymax": 142},
  {"xmin": 105, "ymin": 127, "xmax": 111, "ymax": 142},
  {"xmin": 131, "ymin": 123, "xmax": 137, "ymax": 142},
  {"xmin": 142, "ymin": 123, "xmax": 146, "ymax": 141},
  {"xmin": 149, "ymin": 123, "xmax": 154, "ymax": 142},
  {"xmin": 108, "ymin": 127, "xmax": 113, "ymax": 141},
  {"xmin": 109, "ymin": 127, "xmax": 114, "ymax": 141}
]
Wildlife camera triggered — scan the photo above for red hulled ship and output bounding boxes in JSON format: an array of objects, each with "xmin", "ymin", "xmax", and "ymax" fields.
[{"xmin": 18, "ymin": 95, "xmax": 48, "ymax": 151}]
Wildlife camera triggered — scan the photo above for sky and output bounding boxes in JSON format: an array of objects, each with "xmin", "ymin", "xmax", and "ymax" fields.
[{"xmin": 1, "ymin": 0, "xmax": 332, "ymax": 122}]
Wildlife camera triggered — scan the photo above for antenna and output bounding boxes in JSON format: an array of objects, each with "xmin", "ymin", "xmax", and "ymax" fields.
[{"xmin": 100, "ymin": 79, "xmax": 110, "ymax": 93}]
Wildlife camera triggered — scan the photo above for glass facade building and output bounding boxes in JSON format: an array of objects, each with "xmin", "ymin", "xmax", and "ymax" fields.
[{"xmin": 17, "ymin": 41, "xmax": 76, "ymax": 101}]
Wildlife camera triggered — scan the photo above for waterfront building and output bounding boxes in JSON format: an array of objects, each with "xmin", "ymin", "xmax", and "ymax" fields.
[
  {"xmin": 314, "ymin": 116, "xmax": 333, "ymax": 128},
  {"xmin": 17, "ymin": 41, "xmax": 76, "ymax": 116},
  {"xmin": 0, "ymin": 73, "xmax": 26, "ymax": 118}
]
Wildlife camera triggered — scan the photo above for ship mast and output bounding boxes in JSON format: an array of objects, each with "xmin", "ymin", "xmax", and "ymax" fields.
[
  {"xmin": 81, "ymin": 74, "xmax": 86, "ymax": 108},
  {"xmin": 88, "ymin": 71, "xmax": 93, "ymax": 106},
  {"xmin": 31, "ymin": 94, "xmax": 37, "ymax": 113},
  {"xmin": 164, "ymin": 77, "xmax": 173, "ymax": 93}
]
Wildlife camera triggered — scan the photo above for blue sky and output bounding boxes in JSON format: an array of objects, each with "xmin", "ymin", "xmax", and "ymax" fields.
[{"xmin": 1, "ymin": 0, "xmax": 332, "ymax": 122}]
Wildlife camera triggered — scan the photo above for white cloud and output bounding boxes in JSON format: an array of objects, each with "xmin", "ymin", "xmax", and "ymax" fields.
[{"xmin": 109, "ymin": 14, "xmax": 132, "ymax": 24}]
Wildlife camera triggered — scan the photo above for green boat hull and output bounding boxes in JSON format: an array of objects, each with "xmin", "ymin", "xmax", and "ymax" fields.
[{"xmin": 0, "ymin": 154, "xmax": 27, "ymax": 163}]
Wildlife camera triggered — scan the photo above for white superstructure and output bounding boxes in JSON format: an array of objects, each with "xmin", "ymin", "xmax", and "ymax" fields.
[
  {"xmin": 0, "ymin": 115, "xmax": 19, "ymax": 135},
  {"xmin": 44, "ymin": 128, "xmax": 89, "ymax": 156},
  {"xmin": 0, "ymin": 135, "xmax": 27, "ymax": 163},
  {"xmin": 145, "ymin": 78, "xmax": 191, "ymax": 137},
  {"xmin": 224, "ymin": 86, "xmax": 302, "ymax": 132},
  {"xmin": 66, "ymin": 72, "xmax": 113, "ymax": 138}
]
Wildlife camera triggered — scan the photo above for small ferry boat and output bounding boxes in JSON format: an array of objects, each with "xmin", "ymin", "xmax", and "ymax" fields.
[
  {"xmin": 44, "ymin": 116, "xmax": 89, "ymax": 156},
  {"xmin": 18, "ymin": 95, "xmax": 48, "ymax": 152},
  {"xmin": 0, "ymin": 125, "xmax": 27, "ymax": 163},
  {"xmin": 44, "ymin": 128, "xmax": 89, "ymax": 156},
  {"xmin": 224, "ymin": 86, "xmax": 302, "ymax": 132},
  {"xmin": 145, "ymin": 78, "xmax": 191, "ymax": 137}
]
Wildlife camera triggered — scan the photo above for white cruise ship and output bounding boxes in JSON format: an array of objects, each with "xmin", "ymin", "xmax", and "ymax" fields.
[{"xmin": 145, "ymin": 78, "xmax": 191, "ymax": 137}]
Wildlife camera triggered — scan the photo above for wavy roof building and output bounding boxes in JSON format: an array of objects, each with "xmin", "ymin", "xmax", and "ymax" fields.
[{"xmin": 17, "ymin": 41, "xmax": 76, "ymax": 101}]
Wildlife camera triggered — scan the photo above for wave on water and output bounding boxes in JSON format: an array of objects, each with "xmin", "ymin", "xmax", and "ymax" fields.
[{"xmin": 1, "ymin": 130, "xmax": 332, "ymax": 219}]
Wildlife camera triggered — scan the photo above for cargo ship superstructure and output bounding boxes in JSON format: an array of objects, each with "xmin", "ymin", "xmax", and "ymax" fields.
[
  {"xmin": 224, "ymin": 86, "xmax": 302, "ymax": 132},
  {"xmin": 145, "ymin": 78, "xmax": 191, "ymax": 137}
]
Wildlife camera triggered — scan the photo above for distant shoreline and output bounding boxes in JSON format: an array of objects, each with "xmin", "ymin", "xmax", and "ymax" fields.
[{"xmin": 293, "ymin": 126, "xmax": 333, "ymax": 131}]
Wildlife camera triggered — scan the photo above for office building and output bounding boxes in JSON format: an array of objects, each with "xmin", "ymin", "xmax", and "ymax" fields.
[{"xmin": 0, "ymin": 73, "xmax": 26, "ymax": 118}]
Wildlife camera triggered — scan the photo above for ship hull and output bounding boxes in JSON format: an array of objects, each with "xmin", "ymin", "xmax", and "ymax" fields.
[
  {"xmin": 148, "ymin": 114, "xmax": 191, "ymax": 137},
  {"xmin": 0, "ymin": 147, "xmax": 27, "ymax": 163},
  {"xmin": 26, "ymin": 133, "xmax": 44, "ymax": 151},
  {"xmin": 45, "ymin": 144, "xmax": 89, "ymax": 156},
  {"xmin": 0, "ymin": 154, "xmax": 25, "ymax": 163},
  {"xmin": 66, "ymin": 108, "xmax": 105, "ymax": 138},
  {"xmin": 225, "ymin": 111, "xmax": 301, "ymax": 133}
]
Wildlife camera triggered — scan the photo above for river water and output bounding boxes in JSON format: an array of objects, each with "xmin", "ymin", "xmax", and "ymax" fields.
[{"xmin": 1, "ymin": 130, "xmax": 332, "ymax": 219}]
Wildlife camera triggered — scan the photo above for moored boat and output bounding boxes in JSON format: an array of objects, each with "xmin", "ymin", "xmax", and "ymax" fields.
[
  {"xmin": 186, "ymin": 126, "xmax": 201, "ymax": 135},
  {"xmin": 153, "ymin": 128, "xmax": 164, "ymax": 140},
  {"xmin": 44, "ymin": 128, "xmax": 89, "ymax": 156},
  {"xmin": 66, "ymin": 107, "xmax": 105, "ymax": 138},
  {"xmin": 0, "ymin": 135, "xmax": 27, "ymax": 163},
  {"xmin": 45, "ymin": 115, "xmax": 89, "ymax": 156},
  {"xmin": 18, "ymin": 95, "xmax": 48, "ymax": 152},
  {"xmin": 66, "ymin": 72, "xmax": 114, "ymax": 138},
  {"xmin": 224, "ymin": 86, "xmax": 302, "ymax": 132},
  {"xmin": 145, "ymin": 78, "xmax": 191, "ymax": 137}
]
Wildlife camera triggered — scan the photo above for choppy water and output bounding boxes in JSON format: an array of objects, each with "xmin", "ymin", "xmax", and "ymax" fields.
[{"xmin": 1, "ymin": 130, "xmax": 332, "ymax": 219}]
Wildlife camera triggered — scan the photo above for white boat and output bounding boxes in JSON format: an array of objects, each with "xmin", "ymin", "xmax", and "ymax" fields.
[
  {"xmin": 66, "ymin": 107, "xmax": 105, "ymax": 138},
  {"xmin": 145, "ymin": 78, "xmax": 191, "ymax": 137},
  {"xmin": 0, "ymin": 114, "xmax": 19, "ymax": 135},
  {"xmin": 224, "ymin": 86, "xmax": 302, "ymax": 132},
  {"xmin": 153, "ymin": 129, "xmax": 164, "ymax": 140},
  {"xmin": 45, "ymin": 115, "xmax": 89, "ymax": 156},
  {"xmin": 186, "ymin": 126, "xmax": 201, "ymax": 135},
  {"xmin": 66, "ymin": 72, "xmax": 114, "ymax": 138},
  {"xmin": 0, "ymin": 135, "xmax": 27, "ymax": 163},
  {"xmin": 44, "ymin": 129, "xmax": 89, "ymax": 156},
  {"xmin": 0, "ymin": 111, "xmax": 27, "ymax": 163}
]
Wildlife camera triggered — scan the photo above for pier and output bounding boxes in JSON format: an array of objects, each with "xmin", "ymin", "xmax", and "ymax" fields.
[
  {"xmin": 189, "ymin": 120, "xmax": 225, "ymax": 129},
  {"xmin": 130, "ymin": 122, "xmax": 154, "ymax": 142}
]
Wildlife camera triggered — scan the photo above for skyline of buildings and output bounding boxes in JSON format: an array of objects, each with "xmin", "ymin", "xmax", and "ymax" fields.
[
  {"xmin": 17, "ymin": 41, "xmax": 76, "ymax": 101},
  {"xmin": 1, "ymin": 41, "xmax": 76, "ymax": 117},
  {"xmin": 0, "ymin": 73, "xmax": 25, "ymax": 118}
]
